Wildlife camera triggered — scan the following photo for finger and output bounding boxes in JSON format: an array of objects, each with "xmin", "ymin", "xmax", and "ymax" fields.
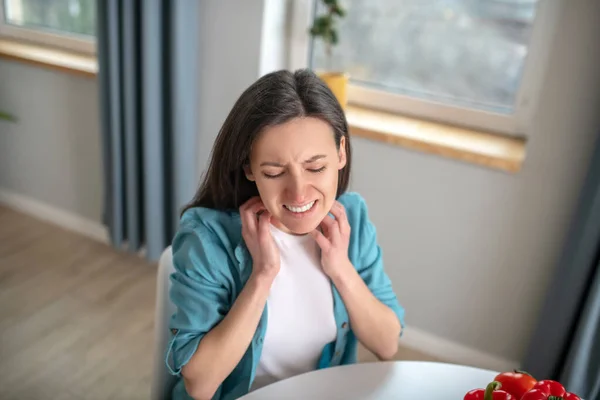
[
  {"xmin": 320, "ymin": 214, "xmax": 339, "ymax": 240},
  {"xmin": 318, "ymin": 217, "xmax": 330, "ymax": 238},
  {"xmin": 239, "ymin": 196, "xmax": 258, "ymax": 212},
  {"xmin": 241, "ymin": 199, "xmax": 266, "ymax": 229},
  {"xmin": 241, "ymin": 199, "xmax": 264, "ymax": 236},
  {"xmin": 239, "ymin": 196, "xmax": 262, "ymax": 212},
  {"xmin": 329, "ymin": 202, "xmax": 350, "ymax": 236},
  {"xmin": 241, "ymin": 206, "xmax": 258, "ymax": 238},
  {"xmin": 258, "ymin": 211, "xmax": 272, "ymax": 244},
  {"xmin": 310, "ymin": 229, "xmax": 330, "ymax": 252},
  {"xmin": 247, "ymin": 200, "xmax": 266, "ymax": 214}
]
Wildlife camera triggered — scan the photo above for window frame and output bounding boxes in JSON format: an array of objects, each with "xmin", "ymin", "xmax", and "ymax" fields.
[
  {"xmin": 288, "ymin": 0, "xmax": 561, "ymax": 137},
  {"xmin": 0, "ymin": 0, "xmax": 96, "ymax": 55}
]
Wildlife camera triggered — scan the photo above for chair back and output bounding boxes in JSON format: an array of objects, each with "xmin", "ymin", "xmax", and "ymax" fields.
[{"xmin": 151, "ymin": 247, "xmax": 177, "ymax": 400}]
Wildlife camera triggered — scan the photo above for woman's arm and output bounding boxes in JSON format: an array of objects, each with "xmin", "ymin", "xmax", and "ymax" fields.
[
  {"xmin": 329, "ymin": 263, "xmax": 401, "ymax": 360},
  {"xmin": 311, "ymin": 201, "xmax": 402, "ymax": 361},
  {"xmin": 180, "ymin": 198, "xmax": 280, "ymax": 400},
  {"xmin": 181, "ymin": 272, "xmax": 273, "ymax": 400}
]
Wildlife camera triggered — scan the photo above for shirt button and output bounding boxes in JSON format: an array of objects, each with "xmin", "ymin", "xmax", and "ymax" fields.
[{"xmin": 341, "ymin": 322, "xmax": 348, "ymax": 329}]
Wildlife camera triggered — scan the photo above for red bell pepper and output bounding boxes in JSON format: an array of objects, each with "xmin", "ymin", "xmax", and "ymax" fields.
[
  {"xmin": 464, "ymin": 381, "xmax": 516, "ymax": 400},
  {"xmin": 521, "ymin": 380, "xmax": 581, "ymax": 400},
  {"xmin": 493, "ymin": 370, "xmax": 537, "ymax": 399}
]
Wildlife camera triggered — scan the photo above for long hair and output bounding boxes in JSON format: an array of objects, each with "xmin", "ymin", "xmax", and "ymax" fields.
[{"xmin": 183, "ymin": 69, "xmax": 352, "ymax": 213}]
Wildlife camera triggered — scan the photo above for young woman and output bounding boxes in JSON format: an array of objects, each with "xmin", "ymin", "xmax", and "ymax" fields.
[{"xmin": 166, "ymin": 69, "xmax": 405, "ymax": 400}]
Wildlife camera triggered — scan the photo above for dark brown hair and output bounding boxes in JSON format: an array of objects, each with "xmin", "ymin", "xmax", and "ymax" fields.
[{"xmin": 183, "ymin": 69, "xmax": 352, "ymax": 213}]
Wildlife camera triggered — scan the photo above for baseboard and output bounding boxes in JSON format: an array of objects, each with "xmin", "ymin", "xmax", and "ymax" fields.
[
  {"xmin": 0, "ymin": 188, "xmax": 109, "ymax": 244},
  {"xmin": 401, "ymin": 326, "xmax": 520, "ymax": 372}
]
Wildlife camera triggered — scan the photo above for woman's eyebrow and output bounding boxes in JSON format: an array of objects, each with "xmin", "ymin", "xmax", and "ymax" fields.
[
  {"xmin": 259, "ymin": 154, "xmax": 326, "ymax": 167},
  {"xmin": 304, "ymin": 154, "xmax": 326, "ymax": 163},
  {"xmin": 259, "ymin": 161, "xmax": 285, "ymax": 167}
]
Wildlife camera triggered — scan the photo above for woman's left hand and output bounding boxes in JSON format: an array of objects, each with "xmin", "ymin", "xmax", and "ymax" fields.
[{"xmin": 311, "ymin": 201, "xmax": 353, "ymax": 280}]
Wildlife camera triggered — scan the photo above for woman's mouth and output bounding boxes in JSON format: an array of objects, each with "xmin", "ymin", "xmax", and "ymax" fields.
[{"xmin": 283, "ymin": 200, "xmax": 316, "ymax": 214}]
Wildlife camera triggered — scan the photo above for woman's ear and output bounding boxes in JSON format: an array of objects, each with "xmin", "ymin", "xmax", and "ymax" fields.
[
  {"xmin": 337, "ymin": 136, "xmax": 347, "ymax": 170},
  {"xmin": 244, "ymin": 164, "xmax": 256, "ymax": 181}
]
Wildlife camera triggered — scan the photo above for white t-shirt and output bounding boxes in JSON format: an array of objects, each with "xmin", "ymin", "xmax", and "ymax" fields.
[{"xmin": 250, "ymin": 224, "xmax": 337, "ymax": 391}]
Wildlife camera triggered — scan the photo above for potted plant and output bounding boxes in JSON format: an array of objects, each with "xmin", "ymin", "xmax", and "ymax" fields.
[{"xmin": 310, "ymin": 0, "xmax": 349, "ymax": 108}]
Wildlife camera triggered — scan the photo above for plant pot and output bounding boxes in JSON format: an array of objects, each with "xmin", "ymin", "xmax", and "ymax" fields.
[{"xmin": 318, "ymin": 71, "xmax": 349, "ymax": 109}]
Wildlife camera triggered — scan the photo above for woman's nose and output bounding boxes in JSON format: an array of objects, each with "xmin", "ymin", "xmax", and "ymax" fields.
[{"xmin": 287, "ymin": 175, "xmax": 308, "ymax": 202}]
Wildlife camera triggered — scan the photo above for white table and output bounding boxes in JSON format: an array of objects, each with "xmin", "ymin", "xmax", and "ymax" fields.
[{"xmin": 239, "ymin": 361, "xmax": 498, "ymax": 400}]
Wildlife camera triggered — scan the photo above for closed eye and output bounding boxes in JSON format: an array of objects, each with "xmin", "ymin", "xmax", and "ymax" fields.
[
  {"xmin": 263, "ymin": 166, "xmax": 325, "ymax": 178},
  {"xmin": 263, "ymin": 171, "xmax": 284, "ymax": 179},
  {"xmin": 308, "ymin": 166, "xmax": 326, "ymax": 173}
]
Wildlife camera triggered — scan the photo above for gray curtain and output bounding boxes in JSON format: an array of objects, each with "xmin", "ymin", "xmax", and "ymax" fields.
[
  {"xmin": 97, "ymin": 0, "xmax": 199, "ymax": 261},
  {"xmin": 523, "ymin": 134, "xmax": 600, "ymax": 400}
]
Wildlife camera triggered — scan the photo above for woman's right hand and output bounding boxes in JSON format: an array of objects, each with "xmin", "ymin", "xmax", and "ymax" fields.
[{"xmin": 240, "ymin": 197, "xmax": 280, "ymax": 281}]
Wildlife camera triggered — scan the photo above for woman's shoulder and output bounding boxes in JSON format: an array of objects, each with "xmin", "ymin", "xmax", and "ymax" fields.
[
  {"xmin": 172, "ymin": 207, "xmax": 242, "ymax": 268},
  {"xmin": 170, "ymin": 208, "xmax": 241, "ymax": 298},
  {"xmin": 338, "ymin": 191, "xmax": 369, "ymax": 224},
  {"xmin": 338, "ymin": 192, "xmax": 378, "ymax": 252},
  {"xmin": 179, "ymin": 206, "xmax": 241, "ymax": 233}
]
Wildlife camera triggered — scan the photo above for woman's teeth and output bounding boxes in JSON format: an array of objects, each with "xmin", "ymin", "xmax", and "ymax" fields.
[{"xmin": 284, "ymin": 201, "xmax": 316, "ymax": 213}]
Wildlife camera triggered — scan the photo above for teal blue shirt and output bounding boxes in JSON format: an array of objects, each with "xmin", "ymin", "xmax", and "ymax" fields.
[{"xmin": 166, "ymin": 192, "xmax": 405, "ymax": 400}]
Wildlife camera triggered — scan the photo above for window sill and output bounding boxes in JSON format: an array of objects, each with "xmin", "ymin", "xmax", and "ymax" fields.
[
  {"xmin": 0, "ymin": 39, "xmax": 97, "ymax": 78},
  {"xmin": 346, "ymin": 105, "xmax": 526, "ymax": 173}
]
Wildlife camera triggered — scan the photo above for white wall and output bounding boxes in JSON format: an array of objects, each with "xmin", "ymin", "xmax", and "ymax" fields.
[
  {"xmin": 0, "ymin": 61, "xmax": 103, "ymax": 223},
  {"xmin": 196, "ymin": 0, "xmax": 266, "ymax": 174},
  {"xmin": 349, "ymin": 1, "xmax": 600, "ymax": 364}
]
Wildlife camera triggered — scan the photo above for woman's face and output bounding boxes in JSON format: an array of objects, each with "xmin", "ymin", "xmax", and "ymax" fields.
[{"xmin": 245, "ymin": 117, "xmax": 347, "ymax": 235}]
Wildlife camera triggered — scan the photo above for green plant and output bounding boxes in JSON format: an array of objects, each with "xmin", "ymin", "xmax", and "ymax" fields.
[
  {"xmin": 309, "ymin": 0, "xmax": 346, "ymax": 70},
  {"xmin": 0, "ymin": 110, "xmax": 17, "ymax": 122}
]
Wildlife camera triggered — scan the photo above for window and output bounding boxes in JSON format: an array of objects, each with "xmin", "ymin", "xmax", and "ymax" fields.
[
  {"xmin": 0, "ymin": 0, "xmax": 96, "ymax": 54},
  {"xmin": 290, "ymin": 0, "xmax": 560, "ymax": 136}
]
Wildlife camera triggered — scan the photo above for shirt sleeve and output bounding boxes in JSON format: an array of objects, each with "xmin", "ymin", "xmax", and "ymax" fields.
[
  {"xmin": 354, "ymin": 198, "xmax": 406, "ymax": 334},
  {"xmin": 165, "ymin": 223, "xmax": 233, "ymax": 376}
]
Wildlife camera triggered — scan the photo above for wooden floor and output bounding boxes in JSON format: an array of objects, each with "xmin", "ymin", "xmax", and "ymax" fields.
[
  {"xmin": 0, "ymin": 205, "xmax": 438, "ymax": 400},
  {"xmin": 0, "ymin": 206, "xmax": 157, "ymax": 400}
]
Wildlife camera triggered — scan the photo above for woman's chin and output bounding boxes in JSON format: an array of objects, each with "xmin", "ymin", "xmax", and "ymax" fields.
[
  {"xmin": 277, "ymin": 215, "xmax": 321, "ymax": 235},
  {"xmin": 278, "ymin": 221, "xmax": 314, "ymax": 235}
]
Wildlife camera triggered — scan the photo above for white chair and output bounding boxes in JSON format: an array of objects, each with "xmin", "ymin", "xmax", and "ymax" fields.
[{"xmin": 151, "ymin": 246, "xmax": 178, "ymax": 400}]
